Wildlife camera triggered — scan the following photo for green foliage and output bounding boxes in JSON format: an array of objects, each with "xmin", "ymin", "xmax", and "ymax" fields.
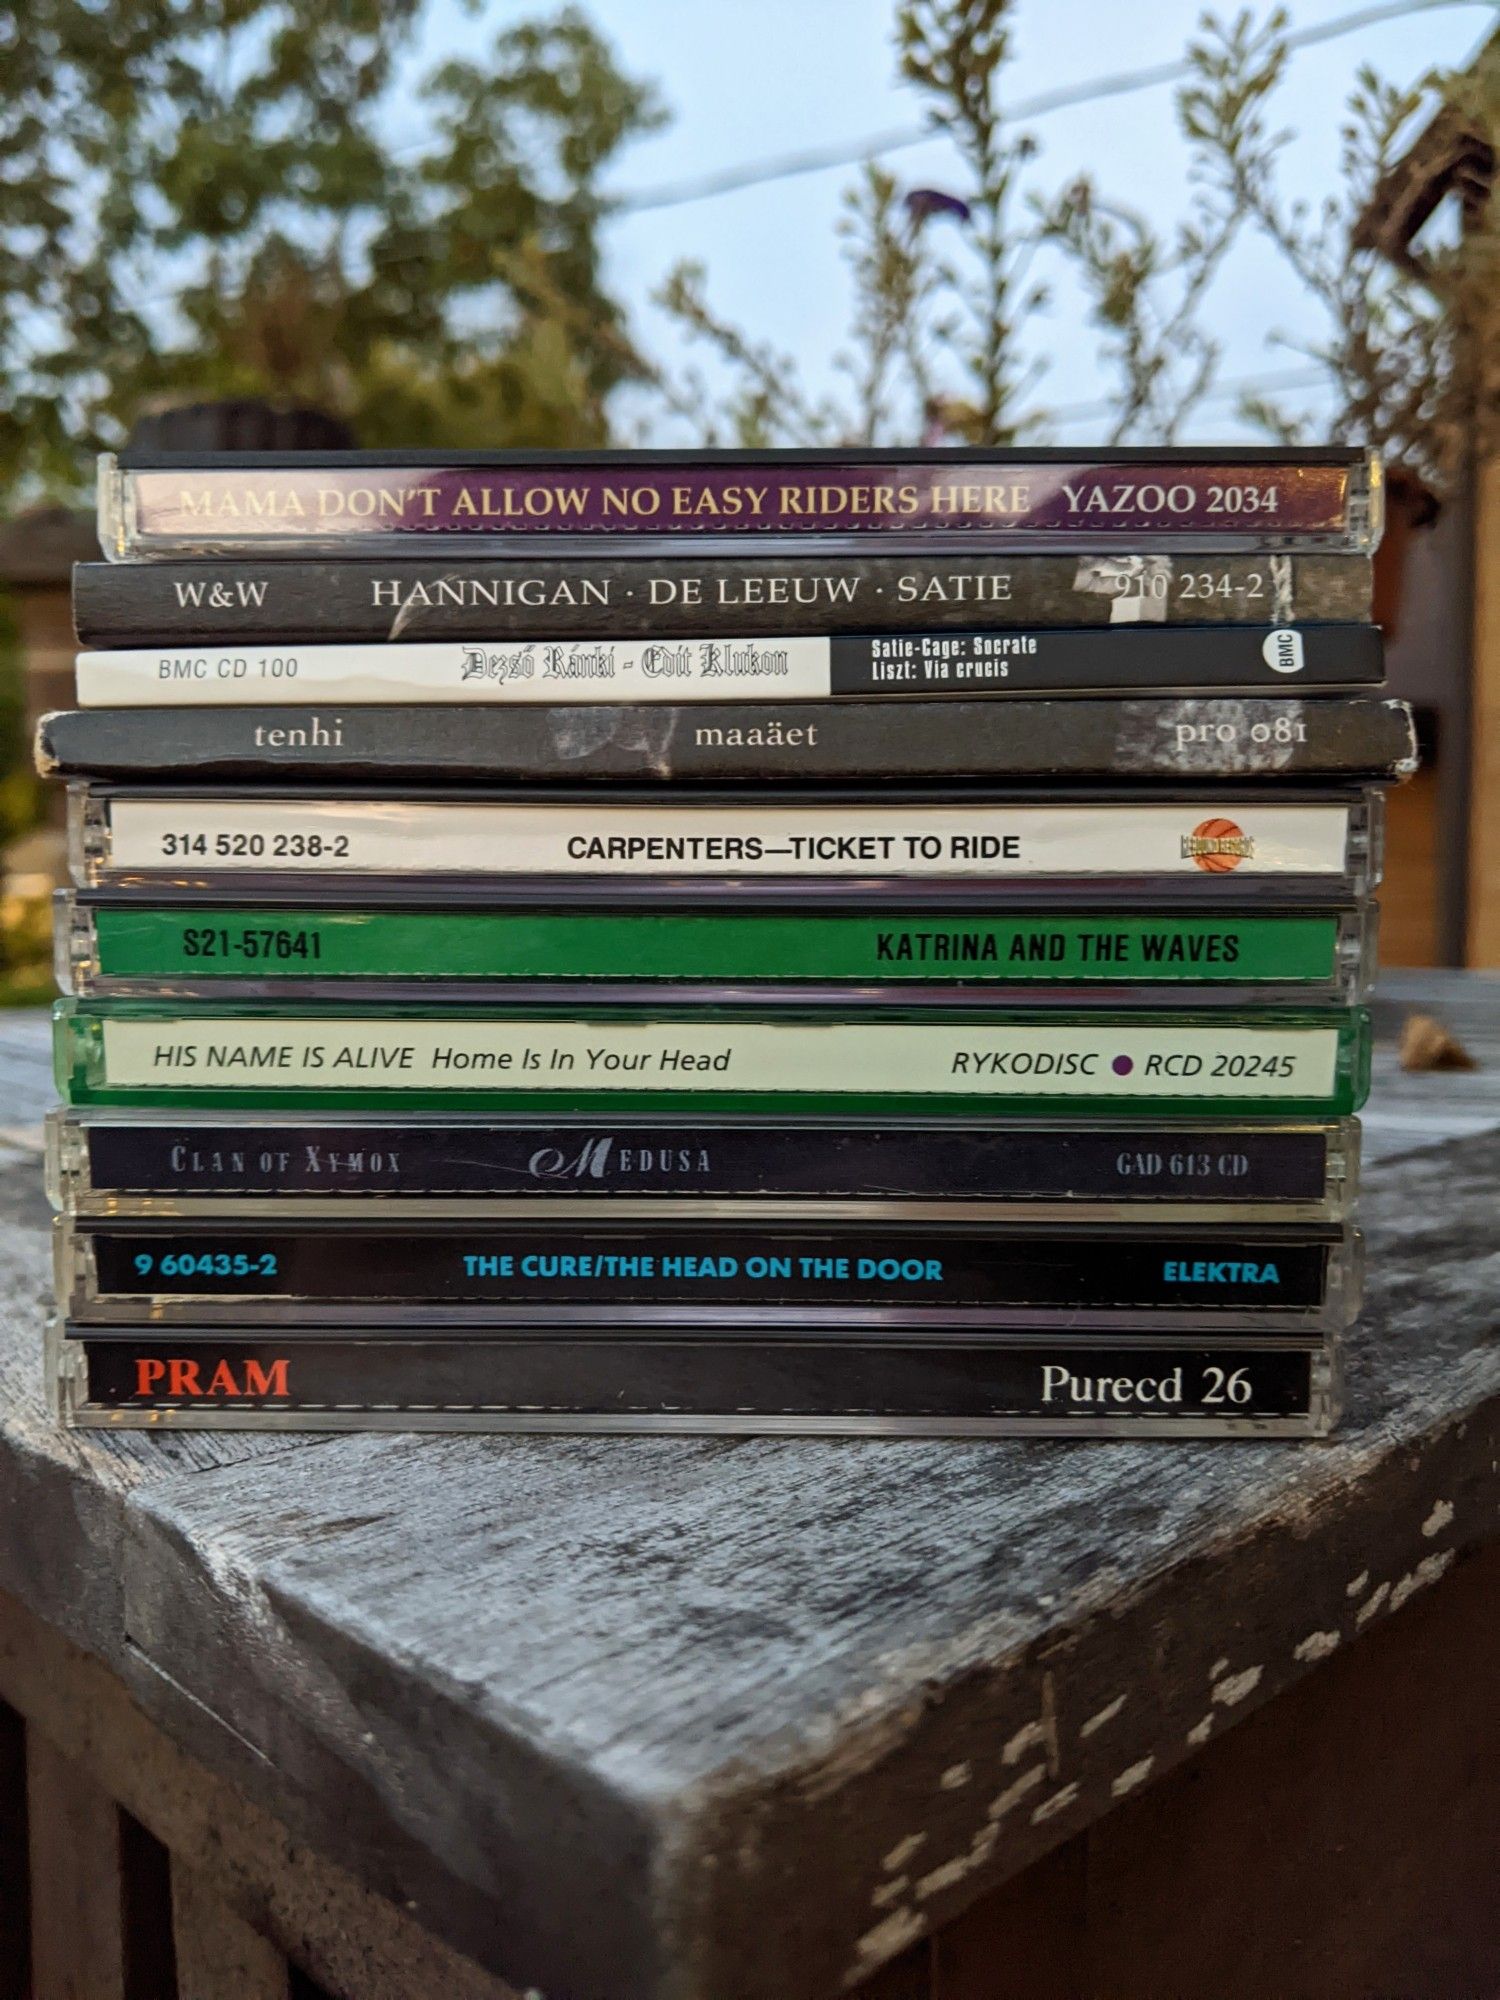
[
  {"xmin": 1034, "ymin": 11, "xmax": 1290, "ymax": 444},
  {"xmin": 660, "ymin": 0, "xmax": 1246, "ymax": 447},
  {"xmin": 653, "ymin": 262, "xmax": 841, "ymax": 446},
  {"xmin": 655, "ymin": 0, "xmax": 1043, "ymax": 445},
  {"xmin": 652, "ymin": 5, "xmax": 1492, "ymax": 479},
  {"xmin": 837, "ymin": 165, "xmax": 940, "ymax": 444},
  {"xmin": 654, "ymin": 167, "xmax": 943, "ymax": 449},
  {"xmin": 1173, "ymin": 14, "xmax": 1497, "ymax": 490},
  {"xmin": 895, "ymin": 0, "xmax": 1044, "ymax": 443},
  {"xmin": 0, "ymin": 0, "xmax": 1490, "ymax": 486},
  {"xmin": 0, "ymin": 1, "xmax": 664, "ymax": 502}
]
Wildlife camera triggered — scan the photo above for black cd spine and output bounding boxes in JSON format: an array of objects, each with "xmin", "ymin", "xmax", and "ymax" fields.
[
  {"xmin": 36, "ymin": 697, "xmax": 1419, "ymax": 785},
  {"xmin": 72, "ymin": 553, "xmax": 1376, "ymax": 644},
  {"xmin": 62, "ymin": 1328, "xmax": 1332, "ymax": 1432}
]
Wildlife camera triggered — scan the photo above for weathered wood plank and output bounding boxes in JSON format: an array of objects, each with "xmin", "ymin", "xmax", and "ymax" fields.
[
  {"xmin": 930, "ymin": 1842, "xmax": 1085, "ymax": 2000},
  {"xmin": 0, "ymin": 1011, "xmax": 64, "ymax": 1126},
  {"xmin": 0, "ymin": 1142, "xmax": 338, "ymax": 1657},
  {"xmin": 1364, "ymin": 972, "xmax": 1500, "ymax": 1160},
  {"xmin": 112, "ymin": 1125, "xmax": 1500, "ymax": 1998},
  {"xmin": 853, "ymin": 1941, "xmax": 933, "ymax": 2000},
  {"xmin": 0, "ymin": 984, "xmax": 1495, "ymax": 1999},
  {"xmin": 0, "ymin": 1591, "xmax": 517, "ymax": 2000},
  {"xmin": 172, "ymin": 1862, "xmax": 291, "ymax": 2000},
  {"xmin": 1465, "ymin": 455, "xmax": 1500, "ymax": 960},
  {"xmin": 932, "ymin": 1540, "xmax": 1500, "ymax": 2000},
  {"xmin": 26, "ymin": 1730, "xmax": 129, "ymax": 2000}
]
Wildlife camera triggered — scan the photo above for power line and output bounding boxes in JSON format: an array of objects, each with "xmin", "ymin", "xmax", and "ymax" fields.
[
  {"xmin": 612, "ymin": 0, "xmax": 1493, "ymax": 214},
  {"xmin": 16, "ymin": 0, "xmax": 1489, "ymax": 336}
]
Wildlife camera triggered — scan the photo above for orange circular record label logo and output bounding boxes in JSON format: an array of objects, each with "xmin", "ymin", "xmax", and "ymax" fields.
[{"xmin": 1182, "ymin": 817, "xmax": 1254, "ymax": 871}]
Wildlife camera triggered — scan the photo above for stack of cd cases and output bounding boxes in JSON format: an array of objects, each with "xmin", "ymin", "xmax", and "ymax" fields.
[{"xmin": 40, "ymin": 444, "xmax": 1415, "ymax": 1435}]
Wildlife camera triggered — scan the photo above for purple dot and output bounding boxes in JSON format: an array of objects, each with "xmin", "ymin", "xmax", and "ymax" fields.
[{"xmin": 1112, "ymin": 1054, "xmax": 1134, "ymax": 1076}]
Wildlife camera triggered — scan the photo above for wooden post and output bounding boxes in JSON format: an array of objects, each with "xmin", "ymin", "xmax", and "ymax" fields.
[
  {"xmin": 26, "ymin": 1732, "xmax": 129, "ymax": 2000},
  {"xmin": 172, "ymin": 1861, "xmax": 292, "ymax": 2000},
  {"xmin": 1467, "ymin": 450, "xmax": 1500, "ymax": 963}
]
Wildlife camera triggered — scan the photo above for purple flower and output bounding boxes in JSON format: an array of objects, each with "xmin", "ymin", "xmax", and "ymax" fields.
[{"xmin": 905, "ymin": 187, "xmax": 971, "ymax": 224}]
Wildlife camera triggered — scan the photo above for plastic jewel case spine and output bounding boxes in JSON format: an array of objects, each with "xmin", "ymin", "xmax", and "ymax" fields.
[
  {"xmin": 53, "ymin": 1216, "xmax": 1362, "ymax": 1334},
  {"xmin": 50, "ymin": 1321, "xmax": 1345, "ymax": 1437},
  {"xmin": 96, "ymin": 449, "xmax": 1382, "ymax": 558},
  {"xmin": 33, "ymin": 696, "xmax": 1421, "ymax": 786},
  {"xmin": 70, "ymin": 624, "xmax": 1386, "ymax": 707},
  {"xmin": 43, "ymin": 1109, "xmax": 1362, "ymax": 1223},
  {"xmin": 54, "ymin": 894, "xmax": 1379, "ymax": 1006},
  {"xmin": 64, "ymin": 785, "xmax": 1387, "ymax": 900},
  {"xmin": 51, "ymin": 1001, "xmax": 1375, "ymax": 1119},
  {"xmin": 69, "ymin": 552, "xmax": 1377, "ymax": 646}
]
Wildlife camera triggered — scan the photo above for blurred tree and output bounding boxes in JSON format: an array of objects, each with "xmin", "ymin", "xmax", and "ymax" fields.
[
  {"xmin": 838, "ymin": 164, "xmax": 941, "ymax": 445},
  {"xmin": 655, "ymin": 0, "xmax": 1039, "ymax": 446},
  {"xmin": 651, "ymin": 162, "xmax": 945, "ymax": 449},
  {"xmin": 654, "ymin": 0, "xmax": 1252, "ymax": 446},
  {"xmin": 1186, "ymin": 13, "xmax": 1497, "ymax": 495},
  {"xmin": 651, "ymin": 2, "xmax": 1490, "ymax": 471},
  {"xmin": 652, "ymin": 261, "xmax": 842, "ymax": 447},
  {"xmin": 0, "ymin": 593, "xmax": 36, "ymax": 850},
  {"xmin": 0, "ymin": 0, "xmax": 664, "ymax": 503},
  {"xmin": 1034, "ymin": 11, "xmax": 1280, "ymax": 445}
]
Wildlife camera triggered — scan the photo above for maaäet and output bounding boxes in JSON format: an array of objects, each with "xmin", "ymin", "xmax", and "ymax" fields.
[{"xmin": 35, "ymin": 696, "xmax": 1420, "ymax": 786}]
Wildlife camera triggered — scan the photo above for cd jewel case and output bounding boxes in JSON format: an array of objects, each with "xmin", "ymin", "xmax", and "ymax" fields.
[{"xmin": 45, "ymin": 1109, "xmax": 1361, "ymax": 1223}]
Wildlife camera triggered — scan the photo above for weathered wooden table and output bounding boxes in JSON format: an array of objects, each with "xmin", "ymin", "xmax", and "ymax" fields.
[{"xmin": 0, "ymin": 971, "xmax": 1496, "ymax": 2000}]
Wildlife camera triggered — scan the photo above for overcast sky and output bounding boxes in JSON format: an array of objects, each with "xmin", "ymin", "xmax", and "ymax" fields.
[{"xmin": 409, "ymin": 0, "xmax": 1496, "ymax": 441}]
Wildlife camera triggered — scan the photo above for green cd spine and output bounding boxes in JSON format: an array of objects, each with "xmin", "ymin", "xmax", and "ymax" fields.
[{"xmin": 53, "ymin": 999, "xmax": 1374, "ymax": 1119}]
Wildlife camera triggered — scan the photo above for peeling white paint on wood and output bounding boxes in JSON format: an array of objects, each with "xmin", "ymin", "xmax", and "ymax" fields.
[
  {"xmin": 1294, "ymin": 1631, "xmax": 1341, "ymax": 1663},
  {"xmin": 1029, "ymin": 1782, "xmax": 1080, "ymax": 1826},
  {"xmin": 939, "ymin": 1761, "xmax": 972, "ymax": 1790},
  {"xmin": 1111, "ymin": 1758, "xmax": 1155, "ymax": 1798},
  {"xmin": 1039, "ymin": 1671, "xmax": 1061, "ymax": 1778},
  {"xmin": 1389, "ymin": 1548, "xmax": 1456, "ymax": 1612},
  {"xmin": 1001, "ymin": 1718, "xmax": 1046, "ymax": 1767},
  {"xmin": 986, "ymin": 1764, "xmax": 1046, "ymax": 1822},
  {"xmin": 1079, "ymin": 1693, "xmax": 1127, "ymax": 1739},
  {"xmin": 1422, "ymin": 1500, "xmax": 1455, "ymax": 1538},
  {"xmin": 848, "ymin": 1907, "xmax": 925, "ymax": 1982},
  {"xmin": 1355, "ymin": 1580, "xmax": 1393, "ymax": 1626},
  {"xmin": 915, "ymin": 1822, "xmax": 999, "ymax": 1902},
  {"xmin": 1186, "ymin": 1714, "xmax": 1215, "ymax": 1746},
  {"xmin": 1346, "ymin": 1570, "xmax": 1370, "ymax": 1597},
  {"xmin": 881, "ymin": 1833, "xmax": 925, "ymax": 1873},
  {"xmin": 1212, "ymin": 1666, "xmax": 1264, "ymax": 1707}
]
